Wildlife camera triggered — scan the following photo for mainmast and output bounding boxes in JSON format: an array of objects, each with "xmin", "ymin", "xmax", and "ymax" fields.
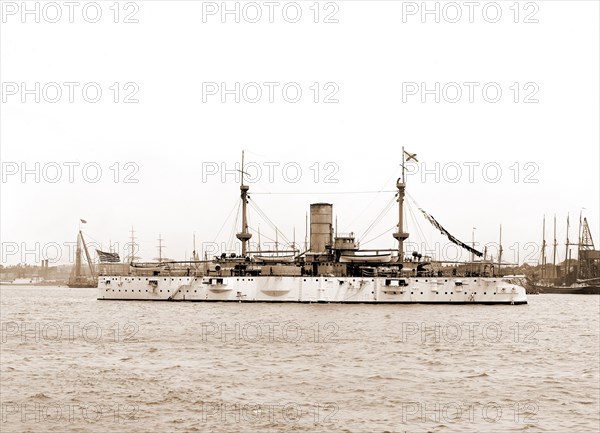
[
  {"xmin": 393, "ymin": 147, "xmax": 412, "ymax": 260},
  {"xmin": 564, "ymin": 213, "xmax": 570, "ymax": 276},
  {"xmin": 541, "ymin": 215, "xmax": 546, "ymax": 280},
  {"xmin": 236, "ymin": 151, "xmax": 252, "ymax": 256},
  {"xmin": 75, "ymin": 231, "xmax": 82, "ymax": 279},
  {"xmin": 80, "ymin": 230, "xmax": 95, "ymax": 278},
  {"xmin": 157, "ymin": 233, "xmax": 165, "ymax": 262},
  {"xmin": 552, "ymin": 214, "xmax": 557, "ymax": 278},
  {"xmin": 498, "ymin": 224, "xmax": 503, "ymax": 274},
  {"xmin": 129, "ymin": 226, "xmax": 136, "ymax": 264}
]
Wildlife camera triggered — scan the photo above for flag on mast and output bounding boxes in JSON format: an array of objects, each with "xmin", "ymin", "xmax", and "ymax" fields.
[
  {"xmin": 80, "ymin": 219, "xmax": 87, "ymax": 224},
  {"xmin": 404, "ymin": 150, "xmax": 418, "ymax": 162}
]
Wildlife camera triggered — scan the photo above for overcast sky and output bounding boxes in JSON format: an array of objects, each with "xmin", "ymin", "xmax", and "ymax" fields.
[{"xmin": 1, "ymin": 0, "xmax": 598, "ymax": 266}]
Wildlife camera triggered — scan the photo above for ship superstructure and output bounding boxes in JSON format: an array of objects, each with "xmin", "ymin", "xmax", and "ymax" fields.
[{"xmin": 97, "ymin": 151, "xmax": 528, "ymax": 304}]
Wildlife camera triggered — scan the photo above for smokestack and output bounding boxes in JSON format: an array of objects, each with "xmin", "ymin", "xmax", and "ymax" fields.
[{"xmin": 310, "ymin": 203, "xmax": 333, "ymax": 253}]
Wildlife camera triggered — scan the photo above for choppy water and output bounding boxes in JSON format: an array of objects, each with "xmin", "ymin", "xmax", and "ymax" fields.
[{"xmin": 1, "ymin": 286, "xmax": 598, "ymax": 433}]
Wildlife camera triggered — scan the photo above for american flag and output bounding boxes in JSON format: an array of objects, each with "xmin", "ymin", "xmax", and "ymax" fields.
[{"xmin": 96, "ymin": 250, "xmax": 120, "ymax": 263}]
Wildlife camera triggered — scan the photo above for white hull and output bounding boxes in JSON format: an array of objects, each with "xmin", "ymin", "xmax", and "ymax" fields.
[{"xmin": 97, "ymin": 275, "xmax": 527, "ymax": 304}]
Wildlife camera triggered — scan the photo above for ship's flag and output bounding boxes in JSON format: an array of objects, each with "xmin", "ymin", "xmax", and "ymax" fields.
[
  {"xmin": 97, "ymin": 250, "xmax": 120, "ymax": 263},
  {"xmin": 80, "ymin": 219, "xmax": 87, "ymax": 224},
  {"xmin": 404, "ymin": 150, "xmax": 418, "ymax": 162}
]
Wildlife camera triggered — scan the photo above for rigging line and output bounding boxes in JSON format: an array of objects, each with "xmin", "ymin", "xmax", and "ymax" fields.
[
  {"xmin": 212, "ymin": 199, "xmax": 240, "ymax": 243},
  {"xmin": 252, "ymin": 190, "xmax": 397, "ymax": 195},
  {"xmin": 362, "ymin": 225, "xmax": 397, "ymax": 246},
  {"xmin": 345, "ymin": 166, "xmax": 400, "ymax": 230},
  {"xmin": 248, "ymin": 199, "xmax": 291, "ymax": 245},
  {"xmin": 358, "ymin": 195, "xmax": 397, "ymax": 243},
  {"xmin": 229, "ymin": 200, "xmax": 241, "ymax": 252},
  {"xmin": 248, "ymin": 202, "xmax": 284, "ymax": 246},
  {"xmin": 248, "ymin": 201, "xmax": 278, "ymax": 236},
  {"xmin": 407, "ymin": 202, "xmax": 429, "ymax": 256},
  {"xmin": 248, "ymin": 227, "xmax": 285, "ymax": 246},
  {"xmin": 358, "ymin": 196, "xmax": 396, "ymax": 243},
  {"xmin": 405, "ymin": 193, "xmax": 435, "ymax": 247}
]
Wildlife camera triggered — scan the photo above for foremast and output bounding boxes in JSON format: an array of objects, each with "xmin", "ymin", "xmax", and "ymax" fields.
[
  {"xmin": 236, "ymin": 151, "xmax": 252, "ymax": 256},
  {"xmin": 393, "ymin": 147, "xmax": 415, "ymax": 261}
]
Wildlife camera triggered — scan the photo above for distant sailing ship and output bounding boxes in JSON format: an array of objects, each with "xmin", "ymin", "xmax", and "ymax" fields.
[
  {"xmin": 68, "ymin": 223, "xmax": 120, "ymax": 288},
  {"xmin": 527, "ymin": 214, "xmax": 600, "ymax": 294},
  {"xmin": 95, "ymin": 150, "xmax": 527, "ymax": 304}
]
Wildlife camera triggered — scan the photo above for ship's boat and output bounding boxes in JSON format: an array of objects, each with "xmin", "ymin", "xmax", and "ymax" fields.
[
  {"xmin": 254, "ymin": 255, "xmax": 295, "ymax": 263},
  {"xmin": 339, "ymin": 254, "xmax": 392, "ymax": 263}
]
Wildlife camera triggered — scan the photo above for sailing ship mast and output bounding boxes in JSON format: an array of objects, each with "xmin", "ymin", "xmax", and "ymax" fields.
[
  {"xmin": 157, "ymin": 234, "xmax": 165, "ymax": 262},
  {"xmin": 497, "ymin": 224, "xmax": 503, "ymax": 275},
  {"xmin": 564, "ymin": 213, "xmax": 570, "ymax": 277},
  {"xmin": 541, "ymin": 215, "xmax": 547, "ymax": 280},
  {"xmin": 129, "ymin": 226, "xmax": 136, "ymax": 264},
  {"xmin": 552, "ymin": 214, "xmax": 557, "ymax": 279},
  {"xmin": 236, "ymin": 151, "xmax": 252, "ymax": 256},
  {"xmin": 70, "ymin": 221, "xmax": 96, "ymax": 286}
]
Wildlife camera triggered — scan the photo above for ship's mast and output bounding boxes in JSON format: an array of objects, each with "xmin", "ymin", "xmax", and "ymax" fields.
[
  {"xmin": 80, "ymin": 230, "xmax": 95, "ymax": 278},
  {"xmin": 304, "ymin": 212, "xmax": 308, "ymax": 253},
  {"xmin": 236, "ymin": 151, "xmax": 252, "ymax": 256},
  {"xmin": 552, "ymin": 214, "xmax": 557, "ymax": 278},
  {"xmin": 157, "ymin": 233, "xmax": 164, "ymax": 262},
  {"xmin": 577, "ymin": 211, "xmax": 582, "ymax": 279},
  {"xmin": 75, "ymin": 231, "xmax": 82, "ymax": 279},
  {"xmin": 564, "ymin": 213, "xmax": 570, "ymax": 276},
  {"xmin": 393, "ymin": 147, "xmax": 410, "ymax": 260},
  {"xmin": 498, "ymin": 224, "xmax": 503, "ymax": 275},
  {"xmin": 129, "ymin": 226, "xmax": 136, "ymax": 264},
  {"xmin": 541, "ymin": 215, "xmax": 546, "ymax": 280}
]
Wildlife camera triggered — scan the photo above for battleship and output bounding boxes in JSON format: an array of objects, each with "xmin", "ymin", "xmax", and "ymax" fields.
[{"xmin": 95, "ymin": 151, "xmax": 527, "ymax": 304}]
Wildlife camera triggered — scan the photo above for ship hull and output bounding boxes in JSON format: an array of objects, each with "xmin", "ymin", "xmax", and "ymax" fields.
[
  {"xmin": 97, "ymin": 276, "xmax": 527, "ymax": 304},
  {"xmin": 531, "ymin": 284, "xmax": 599, "ymax": 295},
  {"xmin": 67, "ymin": 282, "xmax": 98, "ymax": 288}
]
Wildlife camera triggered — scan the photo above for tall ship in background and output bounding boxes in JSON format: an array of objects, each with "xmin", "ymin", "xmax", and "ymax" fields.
[
  {"xmin": 94, "ymin": 150, "xmax": 527, "ymax": 304},
  {"xmin": 67, "ymin": 228, "xmax": 97, "ymax": 288},
  {"xmin": 528, "ymin": 214, "xmax": 600, "ymax": 294}
]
